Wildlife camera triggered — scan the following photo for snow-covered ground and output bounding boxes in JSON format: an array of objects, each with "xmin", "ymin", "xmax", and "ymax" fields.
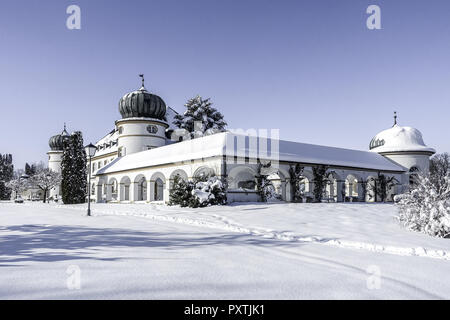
[{"xmin": 0, "ymin": 201, "xmax": 449, "ymax": 299}]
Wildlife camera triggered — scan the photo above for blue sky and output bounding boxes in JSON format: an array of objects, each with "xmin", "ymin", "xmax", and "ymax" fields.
[{"xmin": 1, "ymin": 0, "xmax": 449, "ymax": 170}]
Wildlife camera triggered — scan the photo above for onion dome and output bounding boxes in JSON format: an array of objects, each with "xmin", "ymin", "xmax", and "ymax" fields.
[
  {"xmin": 49, "ymin": 124, "xmax": 70, "ymax": 151},
  {"xmin": 118, "ymin": 74, "xmax": 166, "ymax": 120},
  {"xmin": 369, "ymin": 112, "xmax": 435, "ymax": 154}
]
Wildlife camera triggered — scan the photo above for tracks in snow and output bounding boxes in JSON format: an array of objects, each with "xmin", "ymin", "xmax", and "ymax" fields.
[{"xmin": 61, "ymin": 204, "xmax": 450, "ymax": 261}]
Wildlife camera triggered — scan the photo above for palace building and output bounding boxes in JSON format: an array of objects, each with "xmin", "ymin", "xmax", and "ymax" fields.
[{"xmin": 47, "ymin": 77, "xmax": 435, "ymax": 203}]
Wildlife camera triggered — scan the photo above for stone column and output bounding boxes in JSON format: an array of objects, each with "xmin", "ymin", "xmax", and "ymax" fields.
[
  {"xmin": 284, "ymin": 179, "xmax": 292, "ymax": 202},
  {"xmin": 96, "ymin": 184, "xmax": 103, "ymax": 203},
  {"xmin": 147, "ymin": 180, "xmax": 152, "ymax": 202},
  {"xmin": 164, "ymin": 180, "xmax": 171, "ymax": 203},
  {"xmin": 106, "ymin": 183, "xmax": 112, "ymax": 202},
  {"xmin": 129, "ymin": 182, "xmax": 136, "ymax": 203},
  {"xmin": 336, "ymin": 180, "xmax": 345, "ymax": 202},
  {"xmin": 118, "ymin": 183, "xmax": 123, "ymax": 202}
]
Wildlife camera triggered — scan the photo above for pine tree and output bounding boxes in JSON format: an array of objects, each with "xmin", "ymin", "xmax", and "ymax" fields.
[
  {"xmin": 173, "ymin": 95, "xmax": 227, "ymax": 139},
  {"xmin": 0, "ymin": 153, "xmax": 14, "ymax": 200},
  {"xmin": 25, "ymin": 163, "xmax": 37, "ymax": 176},
  {"xmin": 61, "ymin": 131, "xmax": 87, "ymax": 204},
  {"xmin": 169, "ymin": 175, "xmax": 195, "ymax": 207}
]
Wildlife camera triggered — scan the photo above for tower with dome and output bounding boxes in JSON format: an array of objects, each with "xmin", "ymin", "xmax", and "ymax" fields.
[
  {"xmin": 47, "ymin": 124, "xmax": 70, "ymax": 199},
  {"xmin": 369, "ymin": 112, "xmax": 435, "ymax": 172},
  {"xmin": 47, "ymin": 77, "xmax": 436, "ymax": 204}
]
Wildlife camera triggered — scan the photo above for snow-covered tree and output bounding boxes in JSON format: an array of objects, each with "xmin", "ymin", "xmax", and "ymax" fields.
[
  {"xmin": 169, "ymin": 175, "xmax": 195, "ymax": 207},
  {"xmin": 169, "ymin": 174, "xmax": 227, "ymax": 208},
  {"xmin": 289, "ymin": 164, "xmax": 305, "ymax": 202},
  {"xmin": 312, "ymin": 165, "xmax": 329, "ymax": 202},
  {"xmin": 173, "ymin": 95, "xmax": 227, "ymax": 139},
  {"xmin": 29, "ymin": 168, "xmax": 61, "ymax": 203},
  {"xmin": 5, "ymin": 176, "xmax": 28, "ymax": 199},
  {"xmin": 61, "ymin": 131, "xmax": 87, "ymax": 204},
  {"xmin": 396, "ymin": 173, "xmax": 450, "ymax": 238},
  {"xmin": 192, "ymin": 176, "xmax": 227, "ymax": 207},
  {"xmin": 25, "ymin": 163, "xmax": 36, "ymax": 176},
  {"xmin": 0, "ymin": 154, "xmax": 14, "ymax": 200},
  {"xmin": 256, "ymin": 160, "xmax": 274, "ymax": 202},
  {"xmin": 430, "ymin": 152, "xmax": 450, "ymax": 195}
]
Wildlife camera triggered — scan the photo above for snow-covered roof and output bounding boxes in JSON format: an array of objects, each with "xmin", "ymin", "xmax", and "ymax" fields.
[
  {"xmin": 369, "ymin": 124, "xmax": 435, "ymax": 154},
  {"xmin": 96, "ymin": 132, "xmax": 406, "ymax": 175},
  {"xmin": 94, "ymin": 129, "xmax": 119, "ymax": 157}
]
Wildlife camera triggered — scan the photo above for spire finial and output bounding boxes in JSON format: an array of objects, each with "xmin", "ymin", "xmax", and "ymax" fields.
[
  {"xmin": 64, "ymin": 122, "xmax": 66, "ymax": 131},
  {"xmin": 139, "ymin": 74, "xmax": 145, "ymax": 89},
  {"xmin": 393, "ymin": 111, "xmax": 397, "ymax": 126}
]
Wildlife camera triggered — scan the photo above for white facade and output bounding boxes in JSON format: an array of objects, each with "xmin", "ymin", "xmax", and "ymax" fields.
[
  {"xmin": 48, "ymin": 80, "xmax": 436, "ymax": 204},
  {"xmin": 116, "ymin": 118, "xmax": 168, "ymax": 156},
  {"xmin": 47, "ymin": 150, "xmax": 63, "ymax": 199}
]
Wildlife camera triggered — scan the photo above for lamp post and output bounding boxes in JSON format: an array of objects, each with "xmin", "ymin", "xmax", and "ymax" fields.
[{"xmin": 85, "ymin": 143, "xmax": 97, "ymax": 216}]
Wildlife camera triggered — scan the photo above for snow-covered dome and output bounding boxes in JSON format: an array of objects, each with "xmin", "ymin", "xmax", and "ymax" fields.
[
  {"xmin": 49, "ymin": 125, "xmax": 70, "ymax": 151},
  {"xmin": 369, "ymin": 124, "xmax": 435, "ymax": 154},
  {"xmin": 119, "ymin": 75, "xmax": 166, "ymax": 120}
]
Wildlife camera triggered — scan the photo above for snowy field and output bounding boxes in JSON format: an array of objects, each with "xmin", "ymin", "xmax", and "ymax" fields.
[{"xmin": 0, "ymin": 201, "xmax": 449, "ymax": 299}]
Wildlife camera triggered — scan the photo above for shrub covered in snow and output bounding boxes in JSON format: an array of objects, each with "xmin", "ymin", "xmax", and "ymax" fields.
[
  {"xmin": 396, "ymin": 173, "xmax": 450, "ymax": 238},
  {"xmin": 169, "ymin": 175, "xmax": 227, "ymax": 208}
]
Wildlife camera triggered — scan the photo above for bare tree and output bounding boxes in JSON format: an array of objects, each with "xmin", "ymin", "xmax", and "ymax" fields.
[
  {"xmin": 430, "ymin": 153, "xmax": 450, "ymax": 195},
  {"xmin": 5, "ymin": 177, "xmax": 29, "ymax": 200},
  {"xmin": 30, "ymin": 168, "xmax": 62, "ymax": 203}
]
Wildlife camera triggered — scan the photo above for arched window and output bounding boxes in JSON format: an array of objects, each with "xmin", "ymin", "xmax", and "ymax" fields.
[
  {"xmin": 236, "ymin": 171, "xmax": 256, "ymax": 190},
  {"xmin": 154, "ymin": 178, "xmax": 164, "ymax": 201},
  {"xmin": 137, "ymin": 177, "xmax": 147, "ymax": 201},
  {"xmin": 111, "ymin": 180, "xmax": 118, "ymax": 200}
]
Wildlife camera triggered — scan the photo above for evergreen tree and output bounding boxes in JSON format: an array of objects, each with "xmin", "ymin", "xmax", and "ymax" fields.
[
  {"xmin": 312, "ymin": 165, "xmax": 329, "ymax": 203},
  {"xmin": 173, "ymin": 95, "xmax": 227, "ymax": 139},
  {"xmin": 0, "ymin": 153, "xmax": 14, "ymax": 200},
  {"xmin": 61, "ymin": 131, "xmax": 87, "ymax": 204},
  {"xmin": 169, "ymin": 175, "xmax": 196, "ymax": 207},
  {"xmin": 25, "ymin": 163, "xmax": 37, "ymax": 176}
]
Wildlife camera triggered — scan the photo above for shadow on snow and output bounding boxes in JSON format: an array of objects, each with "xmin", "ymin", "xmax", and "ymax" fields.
[{"xmin": 0, "ymin": 224, "xmax": 303, "ymax": 265}]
